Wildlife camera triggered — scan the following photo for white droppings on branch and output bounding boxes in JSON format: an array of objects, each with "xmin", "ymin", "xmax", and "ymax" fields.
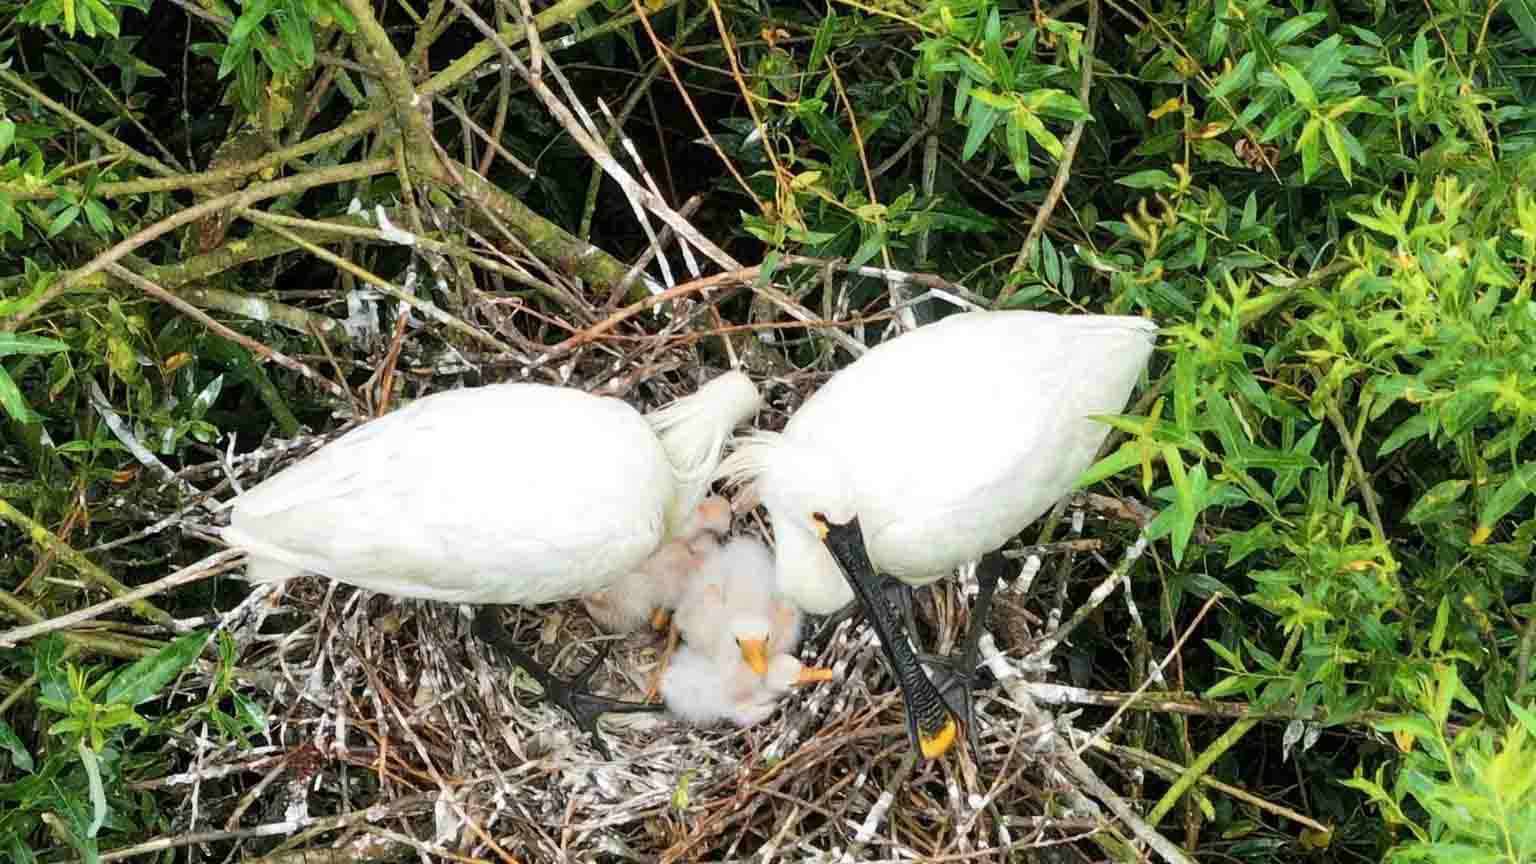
[
  {"xmin": 86, "ymin": 380, "xmax": 198, "ymax": 496},
  {"xmin": 375, "ymin": 205, "xmax": 417, "ymax": 246}
]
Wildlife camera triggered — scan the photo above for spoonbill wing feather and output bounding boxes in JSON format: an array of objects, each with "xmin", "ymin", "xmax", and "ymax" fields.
[
  {"xmin": 226, "ymin": 383, "xmax": 673, "ymax": 604},
  {"xmin": 785, "ymin": 311, "xmax": 1155, "ymax": 579}
]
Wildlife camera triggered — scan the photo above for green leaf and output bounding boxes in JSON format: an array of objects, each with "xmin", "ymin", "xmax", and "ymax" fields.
[
  {"xmin": 1027, "ymin": 89, "xmax": 1089, "ymax": 121},
  {"xmin": 277, "ymin": 0, "xmax": 315, "ymax": 67},
  {"xmin": 1222, "ymin": 523, "xmax": 1280, "ymax": 565},
  {"xmin": 807, "ymin": 10, "xmax": 836, "ymax": 74},
  {"xmin": 82, "ymin": 199, "xmax": 114, "ymax": 238},
  {"xmin": 0, "ymin": 717, "xmax": 34, "ymax": 772},
  {"xmin": 1204, "ymin": 638, "xmax": 1246, "ymax": 671},
  {"xmin": 1404, "ymin": 479, "xmax": 1469, "ymax": 526},
  {"xmin": 3, "ymin": 833, "xmax": 37, "ymax": 864},
  {"xmin": 190, "ymin": 374, "xmax": 225, "ymax": 420},
  {"xmin": 1210, "ymin": 52, "xmax": 1256, "ymax": 100},
  {"xmin": 46, "ymin": 781, "xmax": 101, "ymax": 864},
  {"xmin": 0, "ymin": 334, "xmax": 69, "ymax": 358},
  {"xmin": 0, "ymin": 365, "xmax": 41, "ymax": 423},
  {"xmin": 1507, "ymin": 0, "xmax": 1536, "ymax": 51},
  {"xmin": 231, "ymin": 691, "xmax": 270, "ymax": 733},
  {"xmin": 1509, "ymin": 698, "xmax": 1536, "ymax": 738},
  {"xmin": 1005, "ymin": 111, "xmax": 1032, "ymax": 183},
  {"xmin": 1269, "ymin": 12, "xmax": 1326, "ymax": 46},
  {"xmin": 216, "ymin": 37, "xmax": 254, "ymax": 81},
  {"xmin": 961, "ymin": 98, "xmax": 1000, "ymax": 161},
  {"xmin": 1379, "ymin": 413, "xmax": 1432, "ymax": 456},
  {"xmin": 104, "ymin": 630, "xmax": 212, "ymax": 707},
  {"xmin": 0, "ymin": 196, "xmax": 22, "ymax": 240},
  {"xmin": 1173, "ymin": 350, "xmax": 1198, "ymax": 431},
  {"xmin": 1041, "ymin": 234, "xmax": 1061, "ymax": 286},
  {"xmin": 1429, "ymin": 595, "xmax": 1450, "ymax": 654},
  {"xmin": 1322, "ymin": 119, "xmax": 1351, "ymax": 183},
  {"xmin": 848, "ymin": 228, "xmax": 885, "ymax": 270},
  {"xmin": 1205, "ymin": 674, "xmax": 1256, "ymax": 699},
  {"xmin": 1259, "ymin": 107, "xmax": 1305, "ymax": 147},
  {"xmin": 1074, "ymin": 443, "xmax": 1144, "ymax": 488},
  {"xmin": 1117, "ymin": 169, "xmax": 1176, "ymax": 190},
  {"xmin": 47, "ymin": 205, "xmax": 81, "ymax": 238},
  {"xmin": 1018, "ymin": 110, "xmax": 1064, "ymax": 159},
  {"xmin": 1275, "ymin": 63, "xmax": 1317, "ymax": 108},
  {"xmin": 230, "ymin": 0, "xmax": 274, "ymax": 43},
  {"xmin": 1163, "ymin": 444, "xmax": 1197, "ymax": 563},
  {"xmin": 1298, "ymin": 117, "xmax": 1321, "ymax": 180},
  {"xmin": 1476, "ymin": 463, "xmax": 1536, "ymax": 535}
]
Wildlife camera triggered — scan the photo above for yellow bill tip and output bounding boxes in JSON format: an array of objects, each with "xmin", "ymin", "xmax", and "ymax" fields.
[
  {"xmin": 920, "ymin": 716, "xmax": 959, "ymax": 760},
  {"xmin": 1469, "ymin": 525, "xmax": 1492, "ymax": 545},
  {"xmin": 794, "ymin": 665, "xmax": 835, "ymax": 686},
  {"xmin": 740, "ymin": 638, "xmax": 770, "ymax": 675},
  {"xmin": 650, "ymin": 608, "xmax": 672, "ymax": 632}
]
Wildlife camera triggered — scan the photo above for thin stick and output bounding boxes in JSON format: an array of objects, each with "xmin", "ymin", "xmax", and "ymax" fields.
[
  {"xmin": 84, "ymin": 380, "xmax": 200, "ymax": 495},
  {"xmin": 1004, "ymin": 0, "xmax": 1101, "ymax": 294},
  {"xmin": 0, "ymin": 497, "xmax": 172, "ymax": 626},
  {"xmin": 1081, "ymin": 736, "xmax": 1331, "ymax": 834},
  {"xmin": 106, "ymin": 264, "xmax": 349, "ymax": 400},
  {"xmin": 3, "ymin": 159, "xmax": 394, "ymax": 330},
  {"xmin": 0, "ymin": 549, "xmax": 244, "ymax": 647}
]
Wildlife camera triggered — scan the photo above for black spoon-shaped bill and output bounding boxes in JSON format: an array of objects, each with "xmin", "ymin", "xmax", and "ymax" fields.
[{"xmin": 818, "ymin": 515, "xmax": 959, "ymax": 760}]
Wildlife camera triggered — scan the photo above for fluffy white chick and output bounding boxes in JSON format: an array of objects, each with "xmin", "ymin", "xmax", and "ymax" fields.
[
  {"xmin": 660, "ymin": 624, "xmax": 832, "ymax": 727},
  {"xmin": 661, "ymin": 534, "xmax": 833, "ymax": 725},
  {"xmin": 583, "ymin": 496, "xmax": 732, "ymax": 634},
  {"xmin": 675, "ymin": 535, "xmax": 803, "ymax": 674}
]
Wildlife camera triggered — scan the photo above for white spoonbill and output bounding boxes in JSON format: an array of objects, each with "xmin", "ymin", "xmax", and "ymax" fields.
[
  {"xmin": 718, "ymin": 309, "xmax": 1157, "ymax": 760},
  {"xmin": 223, "ymin": 371, "xmax": 761, "ymax": 755}
]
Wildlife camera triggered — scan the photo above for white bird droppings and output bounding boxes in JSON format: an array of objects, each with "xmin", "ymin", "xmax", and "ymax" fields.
[{"xmin": 374, "ymin": 205, "xmax": 416, "ymax": 246}]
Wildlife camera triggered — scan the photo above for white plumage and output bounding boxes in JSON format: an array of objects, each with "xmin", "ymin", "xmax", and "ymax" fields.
[
  {"xmin": 657, "ymin": 531, "xmax": 829, "ymax": 725},
  {"xmin": 224, "ymin": 372, "xmax": 761, "ymax": 606},
  {"xmin": 716, "ymin": 309, "xmax": 1158, "ymax": 758},
  {"xmin": 673, "ymin": 535, "xmax": 804, "ymax": 675},
  {"xmin": 661, "ymin": 649, "xmax": 831, "ymax": 728},
  {"xmin": 719, "ymin": 310, "xmax": 1158, "ymax": 613},
  {"xmin": 220, "ymin": 372, "xmax": 762, "ymax": 754},
  {"xmin": 661, "ymin": 534, "xmax": 831, "ymax": 726}
]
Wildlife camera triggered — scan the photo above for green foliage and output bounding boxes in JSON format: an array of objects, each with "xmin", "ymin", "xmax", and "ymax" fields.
[
  {"xmin": 0, "ymin": 333, "xmax": 69, "ymax": 422},
  {"xmin": 1344, "ymin": 666, "xmax": 1536, "ymax": 862},
  {"xmin": 1, "ymin": 632, "xmax": 212, "ymax": 863},
  {"xmin": 208, "ymin": 0, "xmax": 357, "ymax": 113},
  {"xmin": 2, "ymin": 0, "xmax": 1535, "ymax": 855},
  {"xmin": 9, "ymin": 0, "xmax": 147, "ymax": 39}
]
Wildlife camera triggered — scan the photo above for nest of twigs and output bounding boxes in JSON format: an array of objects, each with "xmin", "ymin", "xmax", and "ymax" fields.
[{"xmin": 140, "ymin": 333, "xmax": 1155, "ymax": 863}]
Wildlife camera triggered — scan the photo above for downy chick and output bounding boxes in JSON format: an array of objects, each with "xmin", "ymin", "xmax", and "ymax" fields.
[{"xmin": 584, "ymin": 496, "xmax": 732, "ymax": 634}]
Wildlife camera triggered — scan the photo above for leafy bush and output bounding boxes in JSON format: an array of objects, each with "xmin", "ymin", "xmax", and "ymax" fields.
[{"xmin": 2, "ymin": 0, "xmax": 1534, "ymax": 857}]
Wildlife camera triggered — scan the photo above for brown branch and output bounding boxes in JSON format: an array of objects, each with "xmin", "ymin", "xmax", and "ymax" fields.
[
  {"xmin": 1002, "ymin": 0, "xmax": 1101, "ymax": 299},
  {"xmin": 0, "ymin": 549, "xmax": 244, "ymax": 648},
  {"xmin": 0, "ymin": 498, "xmax": 172, "ymax": 627},
  {"xmin": 2, "ymin": 159, "xmax": 395, "ymax": 330},
  {"xmin": 105, "ymin": 263, "xmax": 350, "ymax": 400}
]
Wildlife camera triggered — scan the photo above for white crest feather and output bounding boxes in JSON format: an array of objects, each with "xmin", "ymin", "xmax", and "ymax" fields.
[
  {"xmin": 646, "ymin": 371, "xmax": 762, "ymax": 532},
  {"xmin": 714, "ymin": 429, "xmax": 786, "ymax": 492}
]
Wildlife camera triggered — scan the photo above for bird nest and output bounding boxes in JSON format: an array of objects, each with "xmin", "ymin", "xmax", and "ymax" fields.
[
  {"xmin": 168, "ymin": 365, "xmax": 1155, "ymax": 863},
  {"xmin": 66, "ymin": 278, "xmax": 1165, "ymax": 864}
]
